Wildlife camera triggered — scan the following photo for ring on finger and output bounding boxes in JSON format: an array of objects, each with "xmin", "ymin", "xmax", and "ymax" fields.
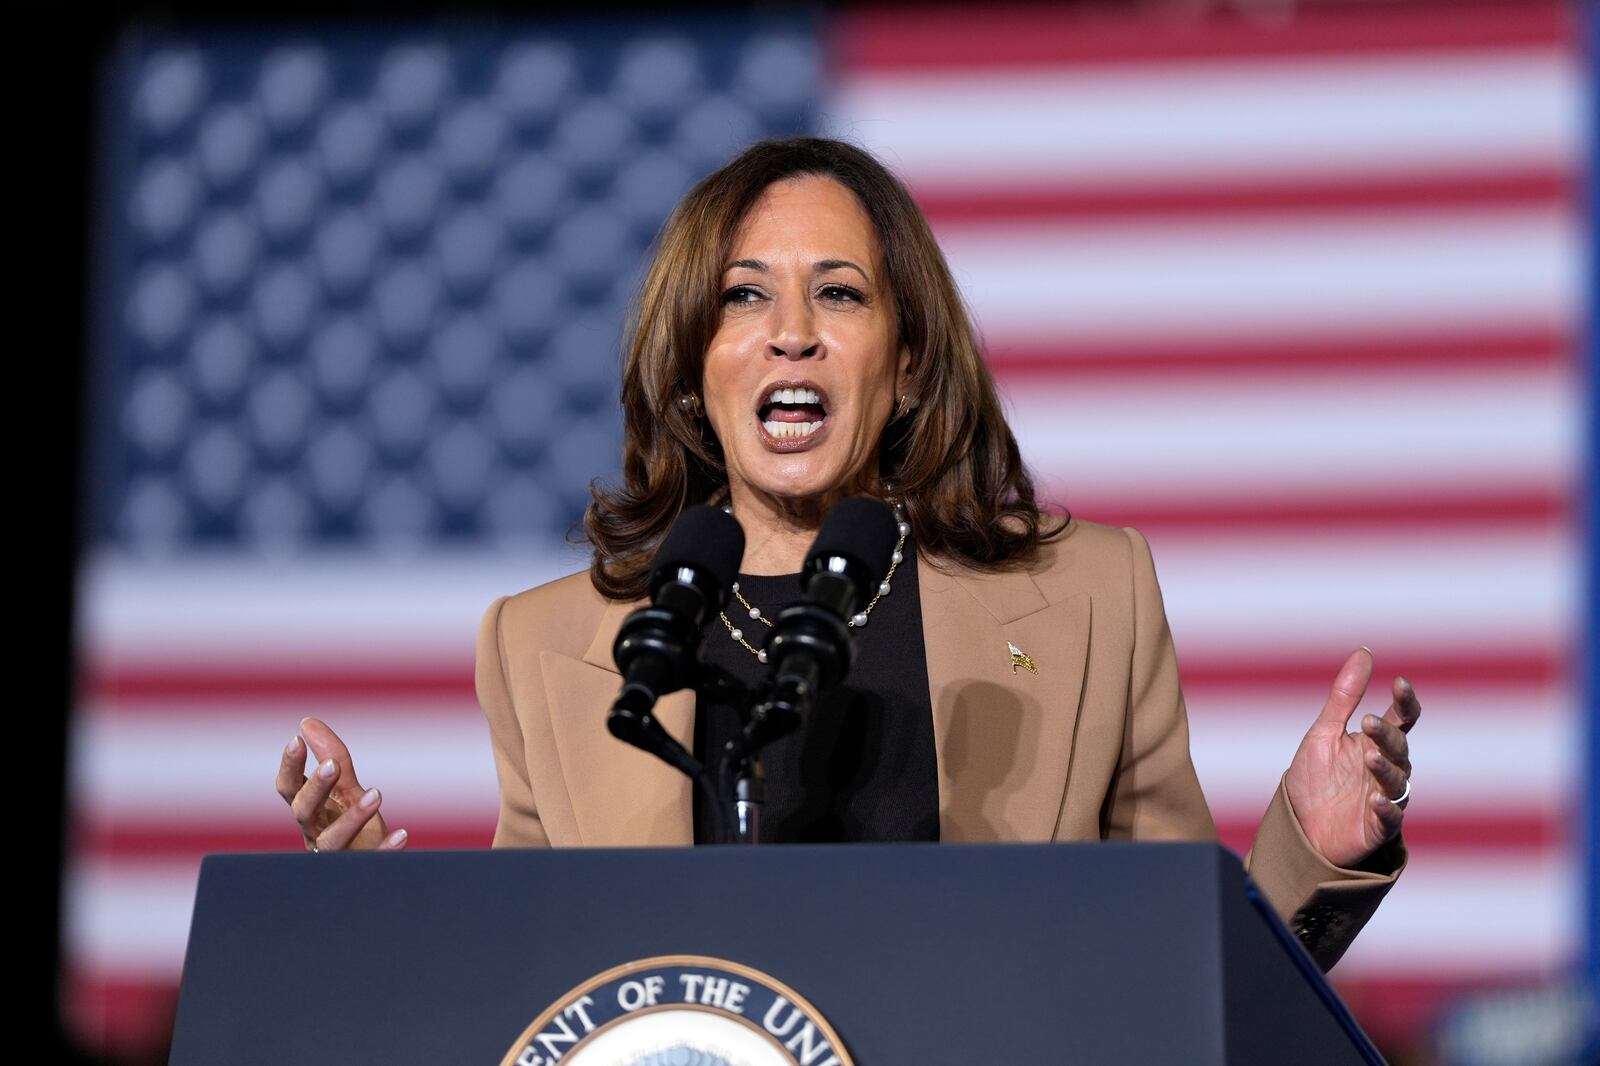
[{"xmin": 1386, "ymin": 778, "xmax": 1411, "ymax": 809}]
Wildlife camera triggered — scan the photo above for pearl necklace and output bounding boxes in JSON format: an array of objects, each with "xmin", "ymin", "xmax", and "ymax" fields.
[{"xmin": 718, "ymin": 498, "xmax": 910, "ymax": 663}]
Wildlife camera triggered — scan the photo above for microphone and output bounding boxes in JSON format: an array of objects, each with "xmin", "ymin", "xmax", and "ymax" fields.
[
  {"xmin": 753, "ymin": 496, "xmax": 900, "ymax": 743},
  {"xmin": 608, "ymin": 505, "xmax": 745, "ymax": 773}
]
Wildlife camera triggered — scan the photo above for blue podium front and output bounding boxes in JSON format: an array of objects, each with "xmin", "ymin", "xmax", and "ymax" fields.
[{"xmin": 169, "ymin": 842, "xmax": 1382, "ymax": 1064}]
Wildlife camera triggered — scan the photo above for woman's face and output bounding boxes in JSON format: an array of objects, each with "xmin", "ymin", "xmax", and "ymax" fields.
[{"xmin": 702, "ymin": 174, "xmax": 910, "ymax": 512}]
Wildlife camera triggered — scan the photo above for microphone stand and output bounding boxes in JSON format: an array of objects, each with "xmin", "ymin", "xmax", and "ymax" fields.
[
  {"xmin": 716, "ymin": 599, "xmax": 843, "ymax": 844},
  {"xmin": 695, "ymin": 665, "xmax": 758, "ymax": 846},
  {"xmin": 607, "ymin": 695, "xmax": 729, "ymax": 846},
  {"xmin": 608, "ymin": 611, "xmax": 815, "ymax": 846},
  {"xmin": 609, "ymin": 662, "xmax": 765, "ymax": 846},
  {"xmin": 716, "ymin": 689, "xmax": 802, "ymax": 845}
]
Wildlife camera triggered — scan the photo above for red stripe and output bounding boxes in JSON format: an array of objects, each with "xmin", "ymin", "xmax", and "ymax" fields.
[
  {"xmin": 1332, "ymin": 973, "xmax": 1567, "ymax": 1046},
  {"xmin": 71, "ymin": 821, "xmax": 494, "ymax": 858},
  {"xmin": 917, "ymin": 169, "xmax": 1578, "ymax": 224},
  {"xmin": 75, "ymin": 812, "xmax": 1562, "ymax": 862},
  {"xmin": 81, "ymin": 661, "xmax": 475, "ymax": 702},
  {"xmin": 986, "ymin": 326, "xmax": 1573, "ymax": 379},
  {"xmin": 1048, "ymin": 492, "xmax": 1572, "ymax": 533},
  {"xmin": 61, "ymin": 970, "xmax": 180, "ymax": 1059},
  {"xmin": 833, "ymin": 1, "xmax": 1572, "ymax": 71},
  {"xmin": 1175, "ymin": 650, "xmax": 1566, "ymax": 689},
  {"xmin": 78, "ymin": 647, "xmax": 1567, "ymax": 708},
  {"xmin": 1214, "ymin": 811, "xmax": 1573, "ymax": 857}
]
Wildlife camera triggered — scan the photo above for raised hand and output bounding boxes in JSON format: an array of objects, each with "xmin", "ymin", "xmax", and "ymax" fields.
[
  {"xmin": 1284, "ymin": 647, "xmax": 1420, "ymax": 869},
  {"xmin": 275, "ymin": 716, "xmax": 408, "ymax": 852}
]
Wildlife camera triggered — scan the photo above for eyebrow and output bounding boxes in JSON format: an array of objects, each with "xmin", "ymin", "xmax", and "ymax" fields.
[{"xmin": 723, "ymin": 258, "xmax": 871, "ymax": 283}]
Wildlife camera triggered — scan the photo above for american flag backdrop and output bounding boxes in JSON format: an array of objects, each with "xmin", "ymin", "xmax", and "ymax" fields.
[{"xmin": 66, "ymin": 2, "xmax": 1591, "ymax": 1060}]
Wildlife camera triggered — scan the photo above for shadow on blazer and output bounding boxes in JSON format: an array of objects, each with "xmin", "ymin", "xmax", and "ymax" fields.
[{"xmin": 475, "ymin": 515, "xmax": 1405, "ymax": 971}]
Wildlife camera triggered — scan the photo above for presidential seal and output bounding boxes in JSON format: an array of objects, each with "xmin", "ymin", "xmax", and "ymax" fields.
[{"xmin": 500, "ymin": 955, "xmax": 854, "ymax": 1066}]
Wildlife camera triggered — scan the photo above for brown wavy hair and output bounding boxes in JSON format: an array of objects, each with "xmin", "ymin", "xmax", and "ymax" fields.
[{"xmin": 583, "ymin": 136, "xmax": 1068, "ymax": 599}]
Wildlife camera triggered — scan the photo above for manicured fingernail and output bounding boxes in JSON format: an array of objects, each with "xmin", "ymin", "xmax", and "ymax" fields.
[
  {"xmin": 284, "ymin": 736, "xmax": 302, "ymax": 756},
  {"xmin": 390, "ymin": 828, "xmax": 408, "ymax": 847},
  {"xmin": 359, "ymin": 787, "xmax": 380, "ymax": 809},
  {"xmin": 318, "ymin": 758, "xmax": 337, "ymax": 779},
  {"xmin": 1358, "ymin": 645, "xmax": 1372, "ymax": 656}
]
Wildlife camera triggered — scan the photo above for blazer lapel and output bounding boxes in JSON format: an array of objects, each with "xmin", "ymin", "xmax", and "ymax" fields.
[
  {"xmin": 920, "ymin": 557, "xmax": 1092, "ymax": 843},
  {"xmin": 539, "ymin": 598, "xmax": 694, "ymax": 846}
]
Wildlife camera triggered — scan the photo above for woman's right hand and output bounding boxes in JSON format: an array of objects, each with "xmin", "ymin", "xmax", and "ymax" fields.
[{"xmin": 276, "ymin": 716, "xmax": 408, "ymax": 852}]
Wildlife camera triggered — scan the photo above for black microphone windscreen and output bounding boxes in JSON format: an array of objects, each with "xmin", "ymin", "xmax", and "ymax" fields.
[
  {"xmin": 651, "ymin": 504, "xmax": 746, "ymax": 593},
  {"xmin": 806, "ymin": 496, "xmax": 901, "ymax": 592}
]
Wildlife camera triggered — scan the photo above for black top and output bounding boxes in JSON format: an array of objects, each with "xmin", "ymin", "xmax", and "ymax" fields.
[{"xmin": 691, "ymin": 540, "xmax": 940, "ymax": 844}]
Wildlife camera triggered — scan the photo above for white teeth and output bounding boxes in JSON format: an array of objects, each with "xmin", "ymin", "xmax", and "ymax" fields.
[
  {"xmin": 765, "ymin": 386, "xmax": 822, "ymax": 406},
  {"xmin": 759, "ymin": 388, "xmax": 827, "ymax": 438},
  {"xmin": 762, "ymin": 419, "xmax": 825, "ymax": 439}
]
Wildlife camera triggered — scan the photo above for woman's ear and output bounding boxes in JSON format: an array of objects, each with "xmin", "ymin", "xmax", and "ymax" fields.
[{"xmin": 895, "ymin": 342, "xmax": 913, "ymax": 398}]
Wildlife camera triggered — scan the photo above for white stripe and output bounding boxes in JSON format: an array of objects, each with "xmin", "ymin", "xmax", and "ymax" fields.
[
  {"xmin": 1331, "ymin": 851, "xmax": 1580, "ymax": 975},
  {"xmin": 1186, "ymin": 687, "xmax": 1576, "ymax": 812},
  {"xmin": 71, "ymin": 687, "xmax": 1571, "ymax": 830},
  {"xmin": 832, "ymin": 49, "xmax": 1582, "ymax": 187},
  {"xmin": 78, "ymin": 547, "xmax": 587, "ymax": 656},
  {"xmin": 936, "ymin": 206, "xmax": 1579, "ymax": 342},
  {"xmin": 1009, "ymin": 369, "xmax": 1579, "ymax": 507},
  {"xmin": 1140, "ymin": 527, "xmax": 1578, "ymax": 657},
  {"xmin": 63, "ymin": 850, "xmax": 1576, "ymax": 978},
  {"xmin": 64, "ymin": 859, "xmax": 200, "ymax": 975},
  {"xmin": 70, "ymin": 704, "xmax": 501, "ymax": 821}
]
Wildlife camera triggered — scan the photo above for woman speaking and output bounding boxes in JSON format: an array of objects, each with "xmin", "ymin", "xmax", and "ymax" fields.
[{"xmin": 276, "ymin": 137, "xmax": 1419, "ymax": 971}]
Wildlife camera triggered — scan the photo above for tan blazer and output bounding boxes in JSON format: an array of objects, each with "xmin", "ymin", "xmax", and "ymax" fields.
[{"xmin": 475, "ymin": 516, "xmax": 1403, "ymax": 970}]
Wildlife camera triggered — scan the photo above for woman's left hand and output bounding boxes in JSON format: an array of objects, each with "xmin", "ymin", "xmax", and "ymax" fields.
[{"xmin": 1284, "ymin": 647, "xmax": 1420, "ymax": 869}]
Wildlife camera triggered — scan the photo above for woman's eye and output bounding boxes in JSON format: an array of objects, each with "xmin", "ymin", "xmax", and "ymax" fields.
[
  {"xmin": 719, "ymin": 285, "xmax": 865, "ymax": 306},
  {"xmin": 720, "ymin": 286, "xmax": 759, "ymax": 305}
]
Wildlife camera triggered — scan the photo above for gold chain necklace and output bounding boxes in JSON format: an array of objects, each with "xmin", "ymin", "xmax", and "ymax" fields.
[{"xmin": 718, "ymin": 498, "xmax": 909, "ymax": 663}]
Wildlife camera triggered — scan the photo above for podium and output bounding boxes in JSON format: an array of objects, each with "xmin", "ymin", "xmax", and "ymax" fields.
[{"xmin": 168, "ymin": 842, "xmax": 1384, "ymax": 1064}]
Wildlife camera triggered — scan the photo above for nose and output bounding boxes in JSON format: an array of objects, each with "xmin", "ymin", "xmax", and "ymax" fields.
[{"xmin": 767, "ymin": 296, "xmax": 821, "ymax": 361}]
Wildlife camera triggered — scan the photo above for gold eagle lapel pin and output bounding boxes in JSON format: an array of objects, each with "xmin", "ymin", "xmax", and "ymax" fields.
[{"xmin": 1008, "ymin": 641, "xmax": 1037, "ymax": 675}]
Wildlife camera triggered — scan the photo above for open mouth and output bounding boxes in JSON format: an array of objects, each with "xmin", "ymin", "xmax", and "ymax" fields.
[{"xmin": 757, "ymin": 383, "xmax": 830, "ymax": 446}]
